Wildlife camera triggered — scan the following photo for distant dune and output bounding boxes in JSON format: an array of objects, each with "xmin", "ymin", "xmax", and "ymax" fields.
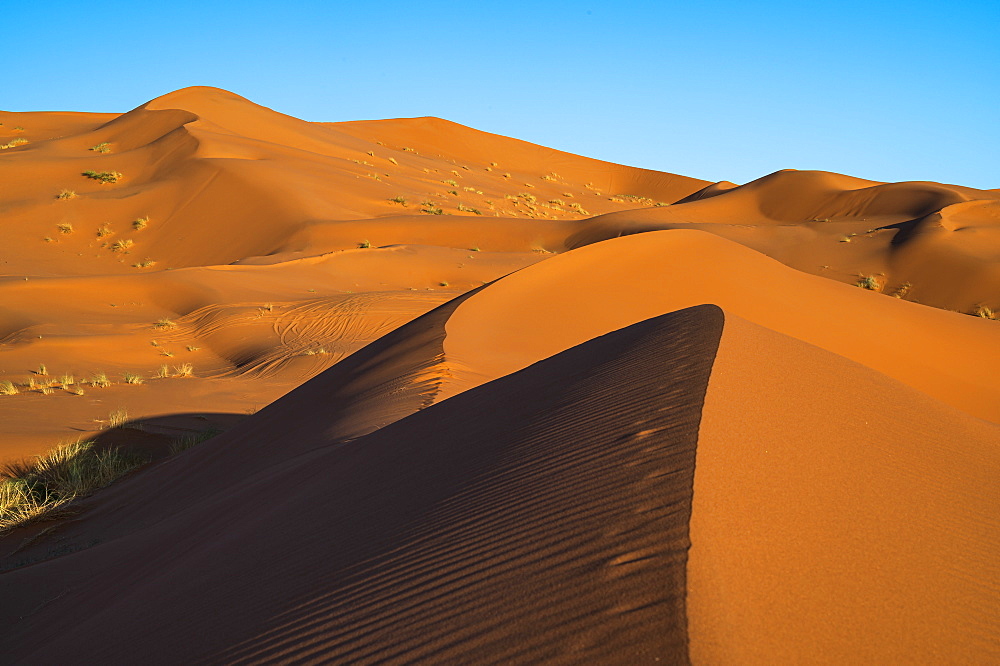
[{"xmin": 0, "ymin": 87, "xmax": 997, "ymax": 663}]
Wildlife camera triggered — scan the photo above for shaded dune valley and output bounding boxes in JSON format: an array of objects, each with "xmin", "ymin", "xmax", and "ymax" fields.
[{"xmin": 1, "ymin": 87, "xmax": 998, "ymax": 664}]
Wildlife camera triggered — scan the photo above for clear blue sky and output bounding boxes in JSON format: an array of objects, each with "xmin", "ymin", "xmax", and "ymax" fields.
[{"xmin": 4, "ymin": 0, "xmax": 997, "ymax": 188}]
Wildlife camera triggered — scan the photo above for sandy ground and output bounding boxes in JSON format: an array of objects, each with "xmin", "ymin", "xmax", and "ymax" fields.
[{"xmin": 0, "ymin": 87, "xmax": 997, "ymax": 663}]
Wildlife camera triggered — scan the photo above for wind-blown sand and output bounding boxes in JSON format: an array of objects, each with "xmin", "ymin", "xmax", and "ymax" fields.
[{"xmin": 0, "ymin": 87, "xmax": 997, "ymax": 663}]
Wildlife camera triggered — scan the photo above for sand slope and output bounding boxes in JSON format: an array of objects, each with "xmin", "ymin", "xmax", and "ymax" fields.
[{"xmin": 1, "ymin": 87, "xmax": 998, "ymax": 663}]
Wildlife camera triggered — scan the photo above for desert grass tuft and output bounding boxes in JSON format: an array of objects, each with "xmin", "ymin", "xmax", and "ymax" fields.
[
  {"xmin": 110, "ymin": 239, "xmax": 134, "ymax": 253},
  {"xmin": 56, "ymin": 189, "xmax": 77, "ymax": 200},
  {"xmin": 56, "ymin": 223, "xmax": 74, "ymax": 235},
  {"xmin": 155, "ymin": 365, "xmax": 171, "ymax": 379},
  {"xmin": 0, "ymin": 380, "xmax": 19, "ymax": 396},
  {"xmin": 856, "ymin": 275, "xmax": 883, "ymax": 291},
  {"xmin": 89, "ymin": 372, "xmax": 111, "ymax": 388},
  {"xmin": 123, "ymin": 372, "xmax": 144, "ymax": 385},
  {"xmin": 89, "ymin": 142, "xmax": 111, "ymax": 153},
  {"xmin": 0, "ymin": 439, "xmax": 147, "ymax": 534},
  {"xmin": 81, "ymin": 170, "xmax": 122, "ymax": 184},
  {"xmin": 358, "ymin": 240, "xmax": 371, "ymax": 249},
  {"xmin": 168, "ymin": 428, "xmax": 221, "ymax": 455},
  {"xmin": 389, "ymin": 195, "xmax": 407, "ymax": 205},
  {"xmin": 132, "ymin": 217, "xmax": 149, "ymax": 230},
  {"xmin": 153, "ymin": 318, "xmax": 177, "ymax": 329},
  {"xmin": 974, "ymin": 304, "xmax": 998, "ymax": 320},
  {"xmin": 133, "ymin": 259, "xmax": 156, "ymax": 268},
  {"xmin": 0, "ymin": 138, "xmax": 28, "ymax": 150},
  {"xmin": 97, "ymin": 224, "xmax": 113, "ymax": 238},
  {"xmin": 174, "ymin": 363, "xmax": 194, "ymax": 377}
]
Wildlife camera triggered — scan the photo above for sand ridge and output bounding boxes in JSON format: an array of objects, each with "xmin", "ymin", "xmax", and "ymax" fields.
[{"xmin": 1, "ymin": 86, "xmax": 998, "ymax": 663}]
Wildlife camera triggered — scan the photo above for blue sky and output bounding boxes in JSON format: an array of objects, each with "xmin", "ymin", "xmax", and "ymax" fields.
[{"xmin": 4, "ymin": 0, "xmax": 997, "ymax": 188}]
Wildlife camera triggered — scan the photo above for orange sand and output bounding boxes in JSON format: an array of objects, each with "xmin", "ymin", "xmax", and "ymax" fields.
[{"xmin": 0, "ymin": 87, "xmax": 997, "ymax": 663}]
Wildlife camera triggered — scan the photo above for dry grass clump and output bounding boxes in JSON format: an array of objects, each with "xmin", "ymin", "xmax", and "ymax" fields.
[
  {"xmin": 89, "ymin": 142, "xmax": 111, "ymax": 153},
  {"xmin": 457, "ymin": 203, "xmax": 482, "ymax": 215},
  {"xmin": 389, "ymin": 195, "xmax": 407, "ymax": 205},
  {"xmin": 358, "ymin": 240, "xmax": 371, "ymax": 249},
  {"xmin": 56, "ymin": 223, "xmax": 74, "ymax": 235},
  {"xmin": 89, "ymin": 372, "xmax": 111, "ymax": 388},
  {"xmin": 387, "ymin": 157, "xmax": 398, "ymax": 165},
  {"xmin": 974, "ymin": 304, "xmax": 998, "ymax": 320},
  {"xmin": 82, "ymin": 170, "xmax": 122, "ymax": 184},
  {"xmin": 0, "ymin": 380, "xmax": 19, "ymax": 396},
  {"xmin": 110, "ymin": 239, "xmax": 134, "ymax": 253},
  {"xmin": 0, "ymin": 138, "xmax": 28, "ymax": 150},
  {"xmin": 133, "ymin": 259, "xmax": 156, "ymax": 268},
  {"xmin": 0, "ymin": 440, "xmax": 146, "ymax": 534},
  {"xmin": 56, "ymin": 189, "xmax": 77, "ymax": 200},
  {"xmin": 155, "ymin": 364, "xmax": 171, "ymax": 379},
  {"xmin": 97, "ymin": 224, "xmax": 113, "ymax": 238},
  {"xmin": 123, "ymin": 372, "xmax": 144, "ymax": 385},
  {"xmin": 168, "ymin": 428, "xmax": 221, "ymax": 455},
  {"xmin": 153, "ymin": 318, "xmax": 176, "ymax": 329},
  {"xmin": 856, "ymin": 275, "xmax": 883, "ymax": 291},
  {"xmin": 421, "ymin": 203, "xmax": 444, "ymax": 215},
  {"xmin": 132, "ymin": 216, "xmax": 149, "ymax": 230},
  {"xmin": 174, "ymin": 363, "xmax": 194, "ymax": 377}
]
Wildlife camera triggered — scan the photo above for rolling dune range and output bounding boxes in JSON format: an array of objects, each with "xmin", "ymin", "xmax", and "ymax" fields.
[{"xmin": 0, "ymin": 87, "xmax": 997, "ymax": 663}]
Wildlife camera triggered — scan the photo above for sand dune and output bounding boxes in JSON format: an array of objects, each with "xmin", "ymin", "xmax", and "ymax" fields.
[{"xmin": 1, "ymin": 87, "xmax": 998, "ymax": 663}]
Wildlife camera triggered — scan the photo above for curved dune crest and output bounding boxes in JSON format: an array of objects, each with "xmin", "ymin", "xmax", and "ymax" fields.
[
  {"xmin": 1, "ymin": 87, "xmax": 999, "ymax": 663},
  {"xmin": 440, "ymin": 229, "xmax": 1000, "ymax": 423}
]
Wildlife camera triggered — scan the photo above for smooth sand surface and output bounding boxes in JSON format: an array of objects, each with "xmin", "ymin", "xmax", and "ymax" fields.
[{"xmin": 1, "ymin": 86, "xmax": 997, "ymax": 663}]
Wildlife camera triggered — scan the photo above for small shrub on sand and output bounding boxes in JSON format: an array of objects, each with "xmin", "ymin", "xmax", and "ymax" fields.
[
  {"xmin": 389, "ymin": 196, "xmax": 407, "ymax": 205},
  {"xmin": 81, "ymin": 170, "xmax": 122, "ymax": 184},
  {"xmin": 174, "ymin": 363, "xmax": 193, "ymax": 377},
  {"xmin": 56, "ymin": 223, "xmax": 74, "ymax": 235},
  {"xmin": 358, "ymin": 240, "xmax": 371, "ymax": 249},
  {"xmin": 388, "ymin": 157, "xmax": 398, "ymax": 165},
  {"xmin": 153, "ymin": 318, "xmax": 176, "ymax": 329},
  {"xmin": 421, "ymin": 205, "xmax": 444, "ymax": 215},
  {"xmin": 0, "ymin": 138, "xmax": 28, "ymax": 150},
  {"xmin": 37, "ymin": 364, "xmax": 48, "ymax": 377},
  {"xmin": 457, "ymin": 204, "xmax": 482, "ymax": 215},
  {"xmin": 974, "ymin": 304, "xmax": 998, "ymax": 320},
  {"xmin": 89, "ymin": 142, "xmax": 111, "ymax": 153},
  {"xmin": 155, "ymin": 365, "xmax": 170, "ymax": 379},
  {"xmin": 439, "ymin": 281, "xmax": 449, "ymax": 287},
  {"xmin": 0, "ymin": 440, "xmax": 147, "ymax": 533},
  {"xmin": 59, "ymin": 374, "xmax": 74, "ymax": 387},
  {"xmin": 97, "ymin": 224, "xmax": 113, "ymax": 238},
  {"xmin": 168, "ymin": 428, "xmax": 221, "ymax": 455},
  {"xmin": 89, "ymin": 372, "xmax": 111, "ymax": 388},
  {"xmin": 132, "ymin": 259, "xmax": 156, "ymax": 268},
  {"xmin": 123, "ymin": 372, "xmax": 144, "ymax": 385},
  {"xmin": 443, "ymin": 179, "xmax": 458, "ymax": 187},
  {"xmin": 186, "ymin": 345, "xmax": 200, "ymax": 352},
  {"xmin": 132, "ymin": 217, "xmax": 149, "ymax": 230},
  {"xmin": 56, "ymin": 189, "xmax": 77, "ymax": 200},
  {"xmin": 856, "ymin": 275, "xmax": 883, "ymax": 291},
  {"xmin": 0, "ymin": 381, "xmax": 19, "ymax": 396},
  {"xmin": 106, "ymin": 408, "xmax": 129, "ymax": 429},
  {"xmin": 110, "ymin": 239, "xmax": 134, "ymax": 253}
]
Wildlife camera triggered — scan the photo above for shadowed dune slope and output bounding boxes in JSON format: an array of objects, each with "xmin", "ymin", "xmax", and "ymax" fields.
[
  {"xmin": 439, "ymin": 230, "xmax": 1000, "ymax": 424},
  {"xmin": 689, "ymin": 314, "xmax": 1000, "ymax": 663},
  {"xmin": 0, "ymin": 305, "xmax": 724, "ymax": 664}
]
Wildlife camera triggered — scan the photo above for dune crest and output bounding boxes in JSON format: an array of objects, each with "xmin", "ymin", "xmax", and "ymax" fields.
[{"xmin": 0, "ymin": 87, "xmax": 997, "ymax": 663}]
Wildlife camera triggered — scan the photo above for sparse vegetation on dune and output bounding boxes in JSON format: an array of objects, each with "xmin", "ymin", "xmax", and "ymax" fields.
[
  {"xmin": 122, "ymin": 372, "xmax": 144, "ymax": 385},
  {"xmin": 389, "ymin": 196, "xmax": 407, "ymax": 205},
  {"xmin": 89, "ymin": 142, "xmax": 111, "ymax": 153},
  {"xmin": 97, "ymin": 224, "xmax": 113, "ymax": 238},
  {"xmin": 0, "ymin": 381, "xmax": 18, "ymax": 396},
  {"xmin": 856, "ymin": 275, "xmax": 883, "ymax": 291},
  {"xmin": 0, "ymin": 138, "xmax": 28, "ymax": 150},
  {"xmin": 56, "ymin": 223, "xmax": 73, "ymax": 235},
  {"xmin": 110, "ymin": 239, "xmax": 134, "ymax": 253},
  {"xmin": 0, "ymin": 439, "xmax": 147, "ymax": 534},
  {"xmin": 82, "ymin": 170, "xmax": 122, "ymax": 184},
  {"xmin": 132, "ymin": 259, "xmax": 156, "ymax": 268},
  {"xmin": 153, "ymin": 318, "xmax": 176, "ymax": 329},
  {"xmin": 974, "ymin": 304, "xmax": 998, "ymax": 320},
  {"xmin": 132, "ymin": 216, "xmax": 149, "ymax": 230},
  {"xmin": 89, "ymin": 372, "xmax": 111, "ymax": 388},
  {"xmin": 358, "ymin": 240, "xmax": 371, "ymax": 249},
  {"xmin": 56, "ymin": 189, "xmax": 76, "ymax": 200}
]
